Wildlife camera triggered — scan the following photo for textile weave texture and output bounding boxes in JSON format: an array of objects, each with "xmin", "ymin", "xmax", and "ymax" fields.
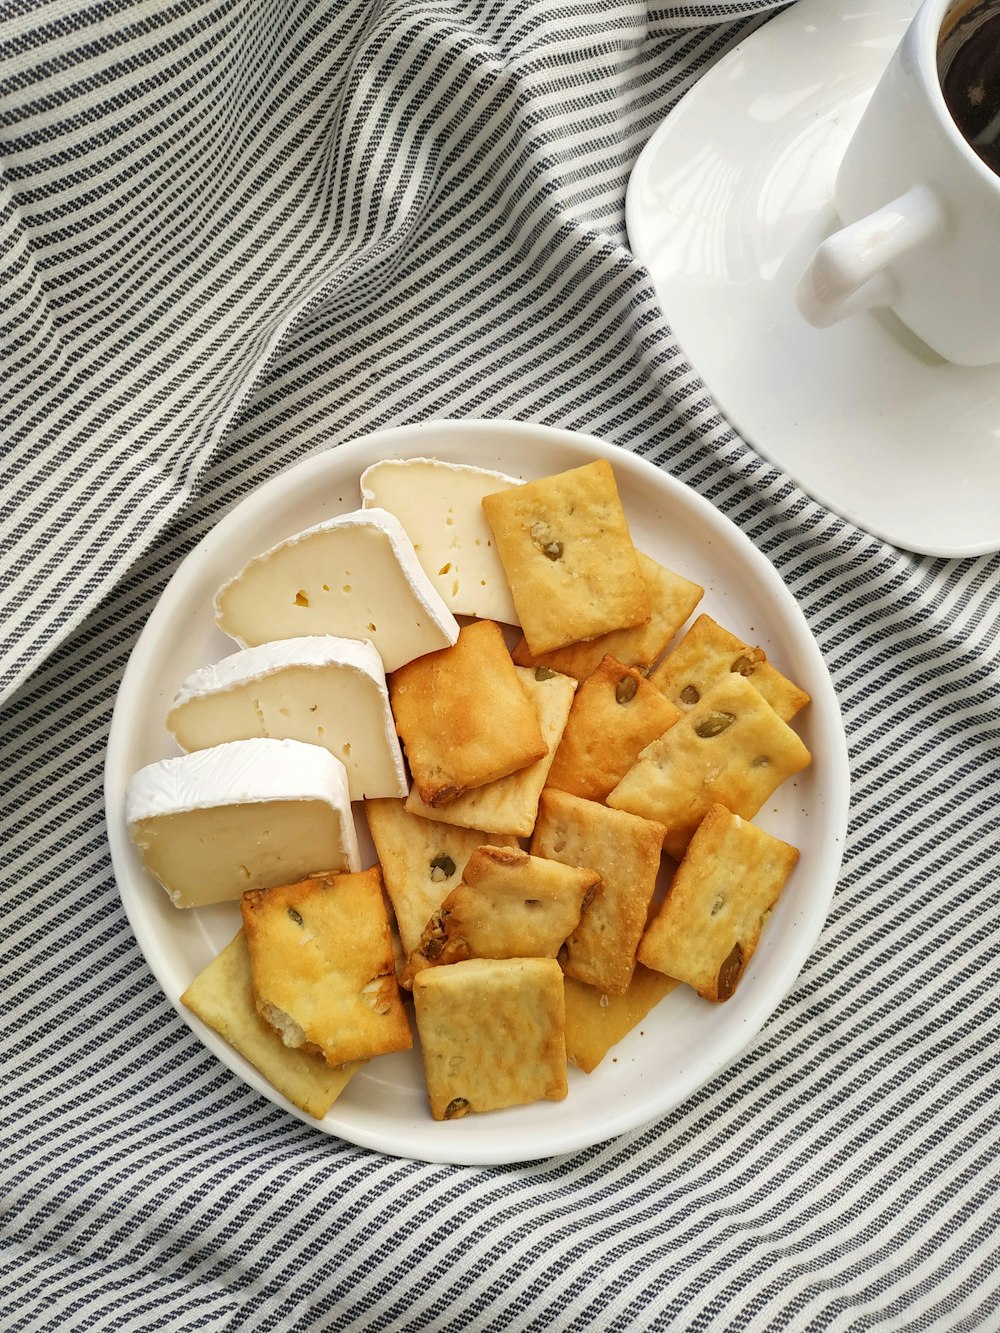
[{"xmin": 3, "ymin": 1, "xmax": 998, "ymax": 1330}]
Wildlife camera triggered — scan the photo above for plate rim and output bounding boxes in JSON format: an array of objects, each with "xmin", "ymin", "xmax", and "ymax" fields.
[{"xmin": 105, "ymin": 417, "xmax": 850, "ymax": 1164}]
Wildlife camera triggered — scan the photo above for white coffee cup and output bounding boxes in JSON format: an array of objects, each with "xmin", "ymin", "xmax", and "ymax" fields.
[{"xmin": 796, "ymin": 0, "xmax": 1000, "ymax": 367}]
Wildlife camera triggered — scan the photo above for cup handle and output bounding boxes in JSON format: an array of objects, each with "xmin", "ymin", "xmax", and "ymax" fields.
[{"xmin": 796, "ymin": 185, "xmax": 947, "ymax": 328}]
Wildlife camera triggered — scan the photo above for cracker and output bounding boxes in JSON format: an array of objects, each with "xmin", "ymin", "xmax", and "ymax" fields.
[
  {"xmin": 648, "ymin": 613, "xmax": 811, "ymax": 723},
  {"xmin": 638, "ymin": 804, "xmax": 799, "ymax": 1002},
  {"xmin": 511, "ymin": 551, "xmax": 703, "ymax": 680},
  {"xmin": 411, "ymin": 957, "xmax": 568, "ymax": 1119},
  {"xmin": 401, "ymin": 845, "xmax": 599, "ymax": 985},
  {"xmin": 180, "ymin": 930, "xmax": 363, "ymax": 1118},
  {"xmin": 563, "ymin": 967, "xmax": 678, "ymax": 1073},
  {"xmin": 404, "ymin": 666, "xmax": 576, "ymax": 835},
  {"xmin": 545, "ymin": 655, "xmax": 682, "ymax": 803},
  {"xmin": 389, "ymin": 619, "xmax": 546, "ymax": 807},
  {"xmin": 481, "ymin": 460, "xmax": 650, "ymax": 656},
  {"xmin": 608, "ymin": 673, "xmax": 812, "ymax": 860},
  {"xmin": 530, "ymin": 788, "xmax": 666, "ymax": 994},
  {"xmin": 240, "ymin": 866, "xmax": 412, "ymax": 1067},
  {"xmin": 365, "ymin": 798, "xmax": 519, "ymax": 957}
]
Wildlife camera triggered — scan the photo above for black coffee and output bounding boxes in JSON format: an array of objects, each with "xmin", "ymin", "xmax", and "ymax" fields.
[{"xmin": 938, "ymin": 0, "xmax": 1000, "ymax": 174}]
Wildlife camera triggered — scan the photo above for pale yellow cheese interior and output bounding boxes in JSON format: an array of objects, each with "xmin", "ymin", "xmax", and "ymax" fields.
[
  {"xmin": 167, "ymin": 665, "xmax": 403, "ymax": 801},
  {"xmin": 215, "ymin": 524, "xmax": 454, "ymax": 669},
  {"xmin": 130, "ymin": 799, "xmax": 353, "ymax": 908}
]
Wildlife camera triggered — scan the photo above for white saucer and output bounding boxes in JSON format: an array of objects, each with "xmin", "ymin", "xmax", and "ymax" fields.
[{"xmin": 626, "ymin": 0, "xmax": 1000, "ymax": 559}]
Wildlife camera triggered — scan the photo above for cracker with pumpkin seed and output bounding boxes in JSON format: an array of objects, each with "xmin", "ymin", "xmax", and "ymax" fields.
[
  {"xmin": 511, "ymin": 551, "xmax": 703, "ymax": 681},
  {"xmin": 404, "ymin": 665, "xmax": 576, "ymax": 835},
  {"xmin": 638, "ymin": 803, "xmax": 798, "ymax": 1003},
  {"xmin": 412, "ymin": 957, "xmax": 568, "ymax": 1120},
  {"xmin": 607, "ymin": 673, "xmax": 812, "ymax": 860},
  {"xmin": 545, "ymin": 655, "xmax": 682, "ymax": 803},
  {"xmin": 531, "ymin": 789, "xmax": 667, "ymax": 994},
  {"xmin": 563, "ymin": 966, "xmax": 678, "ymax": 1073},
  {"xmin": 181, "ymin": 929, "xmax": 365, "ymax": 1118},
  {"xmin": 389, "ymin": 619, "xmax": 546, "ymax": 807},
  {"xmin": 481, "ymin": 460, "xmax": 650, "ymax": 657},
  {"xmin": 401, "ymin": 844, "xmax": 599, "ymax": 986},
  {"xmin": 365, "ymin": 798, "xmax": 519, "ymax": 959},
  {"xmin": 648, "ymin": 613, "xmax": 810, "ymax": 723},
  {"xmin": 240, "ymin": 866, "xmax": 412, "ymax": 1067}
]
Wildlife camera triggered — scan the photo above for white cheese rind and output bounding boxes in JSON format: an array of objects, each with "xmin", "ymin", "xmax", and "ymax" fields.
[
  {"xmin": 126, "ymin": 738, "xmax": 360, "ymax": 908},
  {"xmin": 360, "ymin": 458, "xmax": 522, "ymax": 624},
  {"xmin": 213, "ymin": 509, "xmax": 459, "ymax": 672},
  {"xmin": 165, "ymin": 637, "xmax": 407, "ymax": 801}
]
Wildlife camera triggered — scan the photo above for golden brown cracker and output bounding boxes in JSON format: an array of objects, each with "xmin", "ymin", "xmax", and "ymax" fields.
[
  {"xmin": 404, "ymin": 665, "xmax": 576, "ymax": 835},
  {"xmin": 482, "ymin": 460, "xmax": 649, "ymax": 656},
  {"xmin": 180, "ymin": 930, "xmax": 364, "ymax": 1118},
  {"xmin": 531, "ymin": 788, "xmax": 666, "ymax": 994},
  {"xmin": 401, "ymin": 845, "xmax": 598, "ymax": 985},
  {"xmin": 648, "ymin": 613, "xmax": 810, "ymax": 723},
  {"xmin": 412, "ymin": 957, "xmax": 568, "ymax": 1119},
  {"xmin": 511, "ymin": 551, "xmax": 702, "ymax": 680},
  {"xmin": 638, "ymin": 804, "xmax": 799, "ymax": 1002},
  {"xmin": 608, "ymin": 673, "xmax": 812, "ymax": 861},
  {"xmin": 563, "ymin": 966, "xmax": 678, "ymax": 1073},
  {"xmin": 545, "ymin": 655, "xmax": 682, "ymax": 803},
  {"xmin": 240, "ymin": 866, "xmax": 412, "ymax": 1067},
  {"xmin": 389, "ymin": 619, "xmax": 546, "ymax": 806},
  {"xmin": 365, "ymin": 798, "xmax": 519, "ymax": 957}
]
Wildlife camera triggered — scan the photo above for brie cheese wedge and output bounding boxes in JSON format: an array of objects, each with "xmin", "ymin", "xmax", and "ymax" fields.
[
  {"xmin": 214, "ymin": 509, "xmax": 459, "ymax": 672},
  {"xmin": 360, "ymin": 457, "xmax": 522, "ymax": 625},
  {"xmin": 126, "ymin": 738, "xmax": 360, "ymax": 908},
  {"xmin": 165, "ymin": 637, "xmax": 407, "ymax": 801}
]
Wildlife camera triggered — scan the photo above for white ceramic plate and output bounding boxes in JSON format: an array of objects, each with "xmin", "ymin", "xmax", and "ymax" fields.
[
  {"xmin": 626, "ymin": 0, "xmax": 1000, "ymax": 558},
  {"xmin": 105, "ymin": 419, "xmax": 849, "ymax": 1164}
]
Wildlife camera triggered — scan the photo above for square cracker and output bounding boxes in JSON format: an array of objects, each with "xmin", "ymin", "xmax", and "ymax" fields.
[
  {"xmin": 404, "ymin": 666, "xmax": 576, "ymax": 835},
  {"xmin": 365, "ymin": 798, "xmax": 519, "ymax": 957},
  {"xmin": 608, "ymin": 673, "xmax": 812, "ymax": 861},
  {"xmin": 401, "ymin": 844, "xmax": 599, "ymax": 986},
  {"xmin": 482, "ymin": 460, "xmax": 650, "ymax": 656},
  {"xmin": 531, "ymin": 788, "xmax": 666, "ymax": 994},
  {"xmin": 180, "ymin": 930, "xmax": 364, "ymax": 1118},
  {"xmin": 389, "ymin": 619, "xmax": 546, "ymax": 807},
  {"xmin": 240, "ymin": 866, "xmax": 412, "ymax": 1067},
  {"xmin": 648, "ymin": 613, "xmax": 810, "ymax": 723},
  {"xmin": 412, "ymin": 957, "xmax": 568, "ymax": 1119},
  {"xmin": 545, "ymin": 655, "xmax": 682, "ymax": 803},
  {"xmin": 564, "ymin": 967, "xmax": 678, "ymax": 1073},
  {"xmin": 638, "ymin": 803, "xmax": 799, "ymax": 1002},
  {"xmin": 511, "ymin": 551, "xmax": 703, "ymax": 680}
]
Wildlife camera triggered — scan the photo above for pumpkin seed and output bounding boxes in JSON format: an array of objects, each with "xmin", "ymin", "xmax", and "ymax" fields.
[
  {"xmin": 717, "ymin": 942, "xmax": 744, "ymax": 1000},
  {"xmin": 615, "ymin": 676, "xmax": 638, "ymax": 705},
  {"xmin": 695, "ymin": 710, "xmax": 736, "ymax": 738}
]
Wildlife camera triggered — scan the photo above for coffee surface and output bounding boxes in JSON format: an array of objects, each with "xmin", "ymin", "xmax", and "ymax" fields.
[{"xmin": 939, "ymin": 1, "xmax": 1000, "ymax": 174}]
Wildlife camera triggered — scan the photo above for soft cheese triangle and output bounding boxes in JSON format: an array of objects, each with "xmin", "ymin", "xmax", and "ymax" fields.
[
  {"xmin": 126, "ymin": 737, "xmax": 360, "ymax": 908},
  {"xmin": 360, "ymin": 458, "xmax": 521, "ymax": 624},
  {"xmin": 165, "ymin": 636, "xmax": 406, "ymax": 801},
  {"xmin": 214, "ymin": 508, "xmax": 459, "ymax": 672}
]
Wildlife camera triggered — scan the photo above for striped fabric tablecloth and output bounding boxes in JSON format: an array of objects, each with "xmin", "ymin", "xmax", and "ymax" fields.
[{"xmin": 3, "ymin": 1, "xmax": 998, "ymax": 1329}]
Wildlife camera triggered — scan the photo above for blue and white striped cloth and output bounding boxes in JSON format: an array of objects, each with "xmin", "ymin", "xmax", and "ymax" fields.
[{"xmin": 3, "ymin": 1, "xmax": 998, "ymax": 1329}]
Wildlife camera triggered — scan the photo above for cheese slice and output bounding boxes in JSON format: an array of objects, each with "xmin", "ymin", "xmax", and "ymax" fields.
[
  {"xmin": 214, "ymin": 509, "xmax": 459, "ymax": 672},
  {"xmin": 165, "ymin": 637, "xmax": 406, "ymax": 801},
  {"xmin": 360, "ymin": 458, "xmax": 521, "ymax": 624},
  {"xmin": 126, "ymin": 738, "xmax": 360, "ymax": 909}
]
